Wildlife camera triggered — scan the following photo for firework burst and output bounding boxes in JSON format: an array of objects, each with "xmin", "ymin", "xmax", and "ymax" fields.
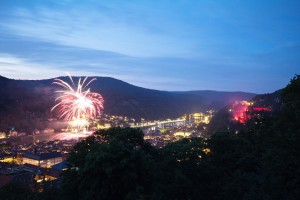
[{"xmin": 51, "ymin": 74, "xmax": 104, "ymax": 131}]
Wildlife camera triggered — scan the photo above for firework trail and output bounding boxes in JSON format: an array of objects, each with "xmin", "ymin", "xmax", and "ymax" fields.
[{"xmin": 51, "ymin": 73, "xmax": 104, "ymax": 131}]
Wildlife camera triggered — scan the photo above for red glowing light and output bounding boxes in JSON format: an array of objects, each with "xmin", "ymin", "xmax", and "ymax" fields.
[
  {"xmin": 231, "ymin": 101, "xmax": 251, "ymax": 124},
  {"xmin": 252, "ymin": 107, "xmax": 271, "ymax": 112},
  {"xmin": 230, "ymin": 101, "xmax": 272, "ymax": 124}
]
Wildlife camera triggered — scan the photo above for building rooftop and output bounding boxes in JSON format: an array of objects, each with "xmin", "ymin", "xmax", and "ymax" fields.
[
  {"xmin": 51, "ymin": 161, "xmax": 68, "ymax": 170},
  {"xmin": 23, "ymin": 152, "xmax": 62, "ymax": 160},
  {"xmin": 22, "ymin": 163, "xmax": 40, "ymax": 172}
]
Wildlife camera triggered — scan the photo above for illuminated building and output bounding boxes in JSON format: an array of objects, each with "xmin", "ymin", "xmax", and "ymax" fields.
[
  {"xmin": 0, "ymin": 153, "xmax": 14, "ymax": 163},
  {"xmin": 193, "ymin": 113, "xmax": 204, "ymax": 123},
  {"xmin": 191, "ymin": 113, "xmax": 211, "ymax": 124},
  {"xmin": 22, "ymin": 152, "xmax": 63, "ymax": 168},
  {"xmin": 174, "ymin": 132, "xmax": 192, "ymax": 137},
  {"xmin": 0, "ymin": 132, "xmax": 6, "ymax": 139}
]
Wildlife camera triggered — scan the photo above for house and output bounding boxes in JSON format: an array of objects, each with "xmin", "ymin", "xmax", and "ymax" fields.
[{"xmin": 22, "ymin": 152, "xmax": 63, "ymax": 168}]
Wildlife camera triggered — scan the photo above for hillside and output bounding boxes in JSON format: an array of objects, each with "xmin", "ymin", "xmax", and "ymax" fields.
[
  {"xmin": 174, "ymin": 90, "xmax": 256, "ymax": 109},
  {"xmin": 0, "ymin": 75, "xmax": 256, "ymax": 133},
  {"xmin": 207, "ymin": 89, "xmax": 283, "ymax": 135}
]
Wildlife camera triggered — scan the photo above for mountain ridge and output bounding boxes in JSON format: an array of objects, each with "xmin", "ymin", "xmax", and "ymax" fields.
[{"xmin": 0, "ymin": 75, "xmax": 256, "ymax": 133}]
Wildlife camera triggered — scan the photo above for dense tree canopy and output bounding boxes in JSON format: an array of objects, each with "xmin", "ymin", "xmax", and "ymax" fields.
[{"xmin": 61, "ymin": 128, "xmax": 159, "ymax": 200}]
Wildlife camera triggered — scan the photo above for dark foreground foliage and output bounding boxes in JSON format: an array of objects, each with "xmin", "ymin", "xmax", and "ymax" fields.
[{"xmin": 1, "ymin": 75, "xmax": 300, "ymax": 199}]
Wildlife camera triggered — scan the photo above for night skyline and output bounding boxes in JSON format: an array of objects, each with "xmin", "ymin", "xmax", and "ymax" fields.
[{"xmin": 0, "ymin": 0, "xmax": 299, "ymax": 93}]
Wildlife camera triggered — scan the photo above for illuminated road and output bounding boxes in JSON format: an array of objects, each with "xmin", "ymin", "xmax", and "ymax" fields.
[{"xmin": 131, "ymin": 119, "xmax": 186, "ymax": 128}]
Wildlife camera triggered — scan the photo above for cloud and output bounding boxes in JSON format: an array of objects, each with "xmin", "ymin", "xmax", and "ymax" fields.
[
  {"xmin": 0, "ymin": 54, "xmax": 63, "ymax": 79},
  {"xmin": 0, "ymin": 3, "xmax": 192, "ymax": 57}
]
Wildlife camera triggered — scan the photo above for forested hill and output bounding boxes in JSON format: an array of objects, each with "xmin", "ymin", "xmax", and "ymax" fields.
[
  {"xmin": 174, "ymin": 90, "xmax": 255, "ymax": 108},
  {"xmin": 207, "ymin": 89, "xmax": 283, "ymax": 135},
  {"xmin": 206, "ymin": 76, "xmax": 297, "ymax": 136},
  {"xmin": 0, "ymin": 75, "xmax": 255, "ymax": 133}
]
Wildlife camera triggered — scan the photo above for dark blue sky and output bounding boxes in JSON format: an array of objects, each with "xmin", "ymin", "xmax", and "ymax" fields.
[{"xmin": 0, "ymin": 0, "xmax": 299, "ymax": 93}]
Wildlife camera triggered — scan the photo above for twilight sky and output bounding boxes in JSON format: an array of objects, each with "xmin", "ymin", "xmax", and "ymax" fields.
[{"xmin": 0, "ymin": 0, "xmax": 299, "ymax": 93}]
